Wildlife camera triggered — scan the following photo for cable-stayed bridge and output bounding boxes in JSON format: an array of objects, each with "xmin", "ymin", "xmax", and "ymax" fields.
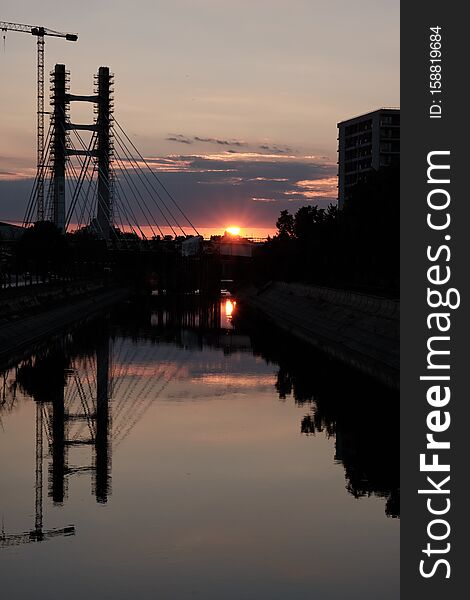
[
  {"xmin": 22, "ymin": 64, "xmax": 199, "ymax": 245},
  {"xmin": 0, "ymin": 304, "xmax": 215, "ymax": 548}
]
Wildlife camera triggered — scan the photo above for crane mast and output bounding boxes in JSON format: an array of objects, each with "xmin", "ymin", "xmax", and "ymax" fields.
[
  {"xmin": 37, "ymin": 32, "xmax": 45, "ymax": 220},
  {"xmin": 0, "ymin": 21, "xmax": 78, "ymax": 221}
]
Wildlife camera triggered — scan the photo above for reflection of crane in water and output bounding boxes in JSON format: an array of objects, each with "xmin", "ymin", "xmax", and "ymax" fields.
[{"xmin": 1, "ymin": 400, "xmax": 75, "ymax": 548}]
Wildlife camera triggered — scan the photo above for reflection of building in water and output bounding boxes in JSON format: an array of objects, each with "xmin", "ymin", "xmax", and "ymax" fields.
[
  {"xmin": 149, "ymin": 299, "xmax": 237, "ymax": 332},
  {"xmin": 150, "ymin": 300, "xmax": 221, "ymax": 330},
  {"xmin": 147, "ymin": 298, "xmax": 250, "ymax": 353}
]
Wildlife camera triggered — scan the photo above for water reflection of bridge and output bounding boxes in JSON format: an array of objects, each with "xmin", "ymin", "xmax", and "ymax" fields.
[
  {"xmin": 0, "ymin": 299, "xmax": 233, "ymax": 547},
  {"xmin": 118, "ymin": 298, "xmax": 252, "ymax": 353},
  {"xmin": 0, "ymin": 296, "xmax": 399, "ymax": 549}
]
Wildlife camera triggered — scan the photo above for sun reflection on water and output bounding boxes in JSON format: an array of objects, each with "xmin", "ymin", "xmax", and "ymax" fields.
[{"xmin": 221, "ymin": 298, "xmax": 237, "ymax": 329}]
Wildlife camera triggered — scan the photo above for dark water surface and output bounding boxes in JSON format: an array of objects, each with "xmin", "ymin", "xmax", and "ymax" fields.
[{"xmin": 0, "ymin": 298, "xmax": 399, "ymax": 599}]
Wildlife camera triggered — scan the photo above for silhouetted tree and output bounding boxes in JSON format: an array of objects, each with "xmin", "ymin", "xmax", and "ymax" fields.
[
  {"xmin": 255, "ymin": 167, "xmax": 399, "ymax": 295},
  {"xmin": 16, "ymin": 221, "xmax": 69, "ymax": 278},
  {"xmin": 276, "ymin": 209, "xmax": 294, "ymax": 239},
  {"xmin": 293, "ymin": 205, "xmax": 325, "ymax": 240}
]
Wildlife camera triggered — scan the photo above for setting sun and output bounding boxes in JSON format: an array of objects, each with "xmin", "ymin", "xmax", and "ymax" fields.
[
  {"xmin": 225, "ymin": 299, "xmax": 236, "ymax": 318},
  {"xmin": 226, "ymin": 226, "xmax": 241, "ymax": 236}
]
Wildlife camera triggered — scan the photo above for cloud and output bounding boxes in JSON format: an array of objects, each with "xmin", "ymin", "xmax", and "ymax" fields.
[
  {"xmin": 259, "ymin": 144, "xmax": 293, "ymax": 154},
  {"xmin": 0, "ymin": 152, "xmax": 337, "ymax": 228},
  {"xmin": 194, "ymin": 136, "xmax": 246, "ymax": 147},
  {"xmin": 119, "ymin": 155, "xmax": 237, "ymax": 173},
  {"xmin": 137, "ymin": 153, "xmax": 338, "ymax": 226},
  {"xmin": 0, "ymin": 156, "xmax": 36, "ymax": 181},
  {"xmin": 166, "ymin": 134, "xmax": 296, "ymax": 155},
  {"xmin": 165, "ymin": 134, "xmax": 192, "ymax": 144},
  {"xmin": 166, "ymin": 133, "xmax": 247, "ymax": 148},
  {"xmin": 198, "ymin": 176, "xmax": 244, "ymax": 185},
  {"xmin": 249, "ymin": 177, "xmax": 289, "ymax": 182},
  {"xmin": 187, "ymin": 151, "xmax": 298, "ymax": 163},
  {"xmin": 286, "ymin": 177, "xmax": 338, "ymax": 199}
]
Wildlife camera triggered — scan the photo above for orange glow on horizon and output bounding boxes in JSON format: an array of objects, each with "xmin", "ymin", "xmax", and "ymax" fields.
[
  {"xmin": 8, "ymin": 221, "xmax": 277, "ymax": 241},
  {"xmin": 226, "ymin": 226, "xmax": 241, "ymax": 236}
]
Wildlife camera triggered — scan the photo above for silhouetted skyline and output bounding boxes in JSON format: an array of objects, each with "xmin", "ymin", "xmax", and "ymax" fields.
[{"xmin": 0, "ymin": 1, "xmax": 399, "ymax": 230}]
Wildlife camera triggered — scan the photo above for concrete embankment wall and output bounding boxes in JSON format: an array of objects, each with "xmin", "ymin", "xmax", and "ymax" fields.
[
  {"xmin": 240, "ymin": 282, "xmax": 399, "ymax": 388},
  {"xmin": 0, "ymin": 281, "xmax": 109, "ymax": 320},
  {"xmin": 0, "ymin": 283, "xmax": 130, "ymax": 369}
]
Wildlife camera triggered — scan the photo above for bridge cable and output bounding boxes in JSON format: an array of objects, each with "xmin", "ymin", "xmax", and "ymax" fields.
[{"xmin": 114, "ymin": 118, "xmax": 200, "ymax": 236}]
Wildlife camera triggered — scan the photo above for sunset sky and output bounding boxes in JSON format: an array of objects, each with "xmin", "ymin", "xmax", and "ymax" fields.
[{"xmin": 0, "ymin": 0, "xmax": 399, "ymax": 234}]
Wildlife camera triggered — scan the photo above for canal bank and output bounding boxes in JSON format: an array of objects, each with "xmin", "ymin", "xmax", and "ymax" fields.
[
  {"xmin": 0, "ymin": 282, "xmax": 130, "ymax": 369},
  {"xmin": 0, "ymin": 294, "xmax": 399, "ymax": 599},
  {"xmin": 239, "ymin": 282, "xmax": 399, "ymax": 388}
]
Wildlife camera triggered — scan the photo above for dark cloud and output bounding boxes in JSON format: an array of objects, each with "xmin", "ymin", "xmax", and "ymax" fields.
[
  {"xmin": 258, "ymin": 144, "xmax": 293, "ymax": 154},
  {"xmin": 165, "ymin": 134, "xmax": 192, "ymax": 144},
  {"xmin": 166, "ymin": 135, "xmax": 296, "ymax": 156},
  {"xmin": 136, "ymin": 154, "xmax": 337, "ymax": 226},
  {"xmin": 166, "ymin": 133, "xmax": 247, "ymax": 148},
  {"xmin": 0, "ymin": 154, "xmax": 337, "ymax": 229},
  {"xmin": 193, "ymin": 136, "xmax": 246, "ymax": 147}
]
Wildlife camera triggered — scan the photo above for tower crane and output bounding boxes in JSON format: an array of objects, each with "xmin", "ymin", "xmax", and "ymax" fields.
[
  {"xmin": 0, "ymin": 20, "xmax": 78, "ymax": 221},
  {"xmin": 0, "ymin": 402, "xmax": 75, "ymax": 549}
]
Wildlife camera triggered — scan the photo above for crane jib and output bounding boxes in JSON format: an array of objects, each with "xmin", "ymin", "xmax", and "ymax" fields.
[
  {"xmin": 30, "ymin": 27, "xmax": 78, "ymax": 41},
  {"xmin": 0, "ymin": 22, "xmax": 78, "ymax": 41}
]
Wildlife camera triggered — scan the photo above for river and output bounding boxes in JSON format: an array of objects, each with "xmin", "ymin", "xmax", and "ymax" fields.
[{"xmin": 0, "ymin": 296, "xmax": 399, "ymax": 599}]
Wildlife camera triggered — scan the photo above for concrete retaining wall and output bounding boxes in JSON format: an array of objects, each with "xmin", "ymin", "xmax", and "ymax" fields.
[
  {"xmin": 0, "ymin": 281, "xmax": 109, "ymax": 321},
  {"xmin": 0, "ymin": 286, "xmax": 129, "ymax": 370},
  {"xmin": 240, "ymin": 282, "xmax": 399, "ymax": 388}
]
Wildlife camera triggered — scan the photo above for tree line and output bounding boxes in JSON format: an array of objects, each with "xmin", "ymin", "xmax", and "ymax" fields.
[{"xmin": 254, "ymin": 167, "xmax": 399, "ymax": 296}]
